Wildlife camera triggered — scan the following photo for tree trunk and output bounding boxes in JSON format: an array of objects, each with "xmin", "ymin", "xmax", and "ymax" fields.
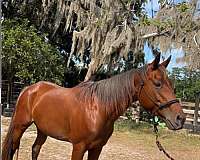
[{"xmin": 84, "ymin": 60, "xmax": 96, "ymax": 81}]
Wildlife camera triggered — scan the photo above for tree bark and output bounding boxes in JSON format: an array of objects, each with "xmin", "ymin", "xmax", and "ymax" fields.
[{"xmin": 84, "ymin": 60, "xmax": 96, "ymax": 81}]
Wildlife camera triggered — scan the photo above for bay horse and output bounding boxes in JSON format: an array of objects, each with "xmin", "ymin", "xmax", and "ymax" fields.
[{"xmin": 2, "ymin": 54, "xmax": 186, "ymax": 160}]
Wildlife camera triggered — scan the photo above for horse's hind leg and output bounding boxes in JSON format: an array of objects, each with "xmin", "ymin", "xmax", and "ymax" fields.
[
  {"xmin": 88, "ymin": 147, "xmax": 103, "ymax": 160},
  {"xmin": 32, "ymin": 129, "xmax": 47, "ymax": 160}
]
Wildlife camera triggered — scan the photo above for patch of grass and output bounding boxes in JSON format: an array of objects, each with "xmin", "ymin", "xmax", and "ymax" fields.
[
  {"xmin": 114, "ymin": 119, "xmax": 152, "ymax": 133},
  {"xmin": 114, "ymin": 120, "xmax": 200, "ymax": 151}
]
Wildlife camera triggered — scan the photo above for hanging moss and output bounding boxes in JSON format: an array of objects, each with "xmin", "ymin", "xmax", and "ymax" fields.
[
  {"xmin": 3, "ymin": 0, "xmax": 200, "ymax": 79},
  {"xmin": 139, "ymin": 1, "xmax": 200, "ymax": 69}
]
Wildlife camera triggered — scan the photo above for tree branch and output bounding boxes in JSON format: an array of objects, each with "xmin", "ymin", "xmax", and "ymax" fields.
[{"xmin": 141, "ymin": 31, "xmax": 170, "ymax": 39}]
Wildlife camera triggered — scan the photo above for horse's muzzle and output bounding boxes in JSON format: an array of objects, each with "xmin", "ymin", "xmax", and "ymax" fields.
[
  {"xmin": 163, "ymin": 112, "xmax": 186, "ymax": 130},
  {"xmin": 174, "ymin": 113, "xmax": 186, "ymax": 129}
]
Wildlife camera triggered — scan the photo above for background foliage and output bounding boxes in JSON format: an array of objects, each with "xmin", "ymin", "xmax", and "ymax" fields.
[
  {"xmin": 2, "ymin": 0, "xmax": 199, "ymax": 100},
  {"xmin": 2, "ymin": 19, "xmax": 64, "ymax": 85},
  {"xmin": 169, "ymin": 67, "xmax": 200, "ymax": 102}
]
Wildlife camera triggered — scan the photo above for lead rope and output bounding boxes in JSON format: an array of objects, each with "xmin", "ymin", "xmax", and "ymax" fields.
[
  {"xmin": 153, "ymin": 117, "xmax": 175, "ymax": 160},
  {"xmin": 137, "ymin": 67, "xmax": 175, "ymax": 160}
]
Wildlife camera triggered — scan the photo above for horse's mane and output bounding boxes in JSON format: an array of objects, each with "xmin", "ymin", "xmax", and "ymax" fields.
[{"xmin": 75, "ymin": 67, "xmax": 144, "ymax": 117}]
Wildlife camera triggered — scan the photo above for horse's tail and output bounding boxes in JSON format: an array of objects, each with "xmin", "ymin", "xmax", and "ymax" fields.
[
  {"xmin": 2, "ymin": 86, "xmax": 33, "ymax": 160},
  {"xmin": 2, "ymin": 117, "xmax": 21, "ymax": 160},
  {"xmin": 2, "ymin": 81, "xmax": 59, "ymax": 160},
  {"xmin": 2, "ymin": 116, "xmax": 15, "ymax": 160},
  {"xmin": 2, "ymin": 128, "xmax": 20, "ymax": 160}
]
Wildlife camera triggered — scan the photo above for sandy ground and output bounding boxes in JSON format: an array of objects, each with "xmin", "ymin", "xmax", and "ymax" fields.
[{"xmin": 1, "ymin": 116, "xmax": 200, "ymax": 160}]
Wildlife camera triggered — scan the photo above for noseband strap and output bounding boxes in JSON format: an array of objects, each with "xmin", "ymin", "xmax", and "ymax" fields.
[
  {"xmin": 138, "ymin": 66, "xmax": 179, "ymax": 113},
  {"xmin": 158, "ymin": 99, "xmax": 179, "ymax": 110}
]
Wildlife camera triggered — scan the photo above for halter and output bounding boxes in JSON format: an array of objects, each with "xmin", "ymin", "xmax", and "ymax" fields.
[
  {"xmin": 138, "ymin": 66, "xmax": 177, "ymax": 160},
  {"xmin": 138, "ymin": 66, "xmax": 179, "ymax": 114}
]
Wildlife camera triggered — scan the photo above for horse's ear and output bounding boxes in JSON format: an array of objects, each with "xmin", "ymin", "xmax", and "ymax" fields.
[
  {"xmin": 161, "ymin": 55, "xmax": 171, "ymax": 68},
  {"xmin": 151, "ymin": 53, "xmax": 161, "ymax": 70}
]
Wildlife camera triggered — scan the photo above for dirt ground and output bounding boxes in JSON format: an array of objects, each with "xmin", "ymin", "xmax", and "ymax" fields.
[{"xmin": 1, "ymin": 116, "xmax": 200, "ymax": 160}]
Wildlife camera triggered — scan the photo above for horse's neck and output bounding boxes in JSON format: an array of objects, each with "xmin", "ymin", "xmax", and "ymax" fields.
[
  {"xmin": 109, "ymin": 96, "xmax": 138, "ymax": 121},
  {"xmin": 105, "ymin": 74, "xmax": 139, "ymax": 121}
]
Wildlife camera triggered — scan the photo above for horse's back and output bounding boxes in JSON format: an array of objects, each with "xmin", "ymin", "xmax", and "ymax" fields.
[{"xmin": 32, "ymin": 81, "xmax": 61, "ymax": 96}]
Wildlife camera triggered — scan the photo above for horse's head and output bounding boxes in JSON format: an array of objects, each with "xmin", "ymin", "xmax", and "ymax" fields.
[{"xmin": 137, "ymin": 53, "xmax": 186, "ymax": 130}]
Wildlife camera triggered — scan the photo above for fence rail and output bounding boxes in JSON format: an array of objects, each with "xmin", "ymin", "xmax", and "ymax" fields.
[
  {"xmin": 1, "ymin": 80, "xmax": 24, "ymax": 116},
  {"xmin": 183, "ymin": 109, "xmax": 200, "ymax": 124},
  {"xmin": 119, "ymin": 100, "xmax": 200, "ymax": 133},
  {"xmin": 181, "ymin": 98, "xmax": 200, "ymax": 132}
]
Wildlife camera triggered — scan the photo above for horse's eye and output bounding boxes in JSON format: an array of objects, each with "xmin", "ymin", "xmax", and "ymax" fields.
[{"xmin": 154, "ymin": 81, "xmax": 161, "ymax": 88}]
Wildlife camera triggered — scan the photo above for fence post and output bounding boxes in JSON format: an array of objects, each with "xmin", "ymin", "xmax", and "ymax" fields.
[
  {"xmin": 194, "ymin": 92, "xmax": 200, "ymax": 132},
  {"xmin": 6, "ymin": 82, "xmax": 11, "ymax": 109}
]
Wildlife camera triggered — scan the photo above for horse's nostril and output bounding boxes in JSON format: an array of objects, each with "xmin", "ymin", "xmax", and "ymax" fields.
[
  {"xmin": 176, "ymin": 114, "xmax": 185, "ymax": 125},
  {"xmin": 177, "ymin": 115, "xmax": 181, "ymax": 121}
]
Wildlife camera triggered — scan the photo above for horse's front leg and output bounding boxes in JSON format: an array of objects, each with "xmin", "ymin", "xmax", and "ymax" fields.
[
  {"xmin": 87, "ymin": 146, "xmax": 103, "ymax": 160},
  {"xmin": 71, "ymin": 143, "xmax": 86, "ymax": 160}
]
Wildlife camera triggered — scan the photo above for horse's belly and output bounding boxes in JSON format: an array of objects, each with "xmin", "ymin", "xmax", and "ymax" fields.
[
  {"xmin": 33, "ymin": 112, "xmax": 71, "ymax": 142},
  {"xmin": 32, "ymin": 88, "xmax": 113, "ymax": 145},
  {"xmin": 32, "ymin": 99, "xmax": 72, "ymax": 141}
]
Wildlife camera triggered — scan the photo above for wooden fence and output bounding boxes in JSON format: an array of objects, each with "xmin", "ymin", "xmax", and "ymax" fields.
[
  {"xmin": 119, "ymin": 97, "xmax": 200, "ymax": 133},
  {"xmin": 1, "ymin": 80, "xmax": 24, "ymax": 116},
  {"xmin": 182, "ymin": 98, "xmax": 200, "ymax": 132}
]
